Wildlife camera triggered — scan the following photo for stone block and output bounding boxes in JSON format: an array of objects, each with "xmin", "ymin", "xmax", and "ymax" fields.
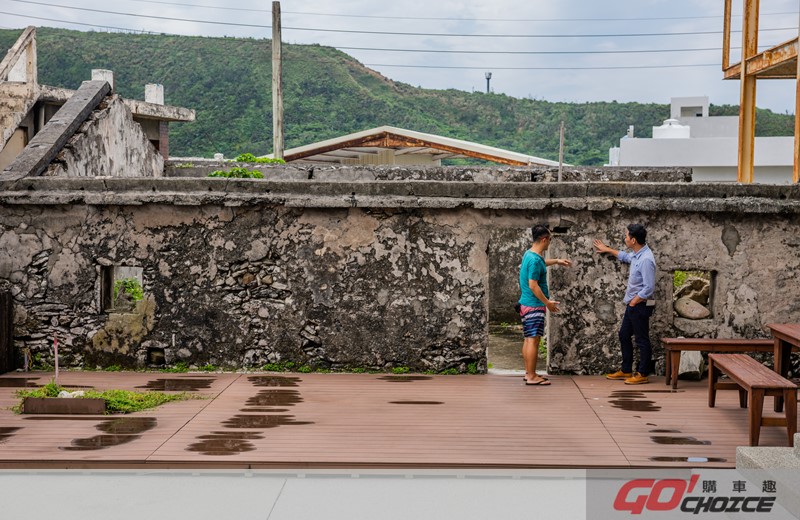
[{"xmin": 678, "ymin": 350, "xmax": 704, "ymax": 380}]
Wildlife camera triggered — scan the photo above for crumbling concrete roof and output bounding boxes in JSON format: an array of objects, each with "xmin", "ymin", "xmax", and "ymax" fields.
[{"xmin": 39, "ymin": 85, "xmax": 195, "ymax": 123}]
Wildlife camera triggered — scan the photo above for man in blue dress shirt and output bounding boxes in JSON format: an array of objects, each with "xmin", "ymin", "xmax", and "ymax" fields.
[{"xmin": 593, "ymin": 224, "xmax": 656, "ymax": 385}]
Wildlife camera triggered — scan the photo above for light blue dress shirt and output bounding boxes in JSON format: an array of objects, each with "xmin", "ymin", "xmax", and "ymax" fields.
[{"xmin": 617, "ymin": 245, "xmax": 656, "ymax": 304}]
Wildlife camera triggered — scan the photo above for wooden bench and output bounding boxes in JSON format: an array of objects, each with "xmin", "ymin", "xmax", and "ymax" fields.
[
  {"xmin": 662, "ymin": 338, "xmax": 776, "ymax": 389},
  {"xmin": 708, "ymin": 353, "xmax": 797, "ymax": 447}
]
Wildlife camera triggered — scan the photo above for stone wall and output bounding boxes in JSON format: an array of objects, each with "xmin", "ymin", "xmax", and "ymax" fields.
[{"xmin": 1, "ymin": 173, "xmax": 798, "ymax": 374}]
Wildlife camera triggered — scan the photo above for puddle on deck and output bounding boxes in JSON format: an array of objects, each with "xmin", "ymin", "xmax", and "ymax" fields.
[
  {"xmin": 389, "ymin": 400, "xmax": 443, "ymax": 405},
  {"xmin": 187, "ymin": 432, "xmax": 262, "ymax": 455},
  {"xmin": 377, "ymin": 376, "xmax": 432, "ymax": 383},
  {"xmin": 221, "ymin": 415, "xmax": 313, "ymax": 429},
  {"xmin": 651, "ymin": 436, "xmax": 711, "ymax": 445},
  {"xmin": 244, "ymin": 390, "xmax": 303, "ymax": 409},
  {"xmin": 60, "ymin": 417, "xmax": 157, "ymax": 451},
  {"xmin": 188, "ymin": 374, "xmax": 309, "ymax": 455},
  {"xmin": 136, "ymin": 378, "xmax": 215, "ymax": 392},
  {"xmin": 0, "ymin": 378, "xmax": 40, "ymax": 387},
  {"xmin": 608, "ymin": 390, "xmax": 662, "ymax": 412},
  {"xmin": 0, "ymin": 427, "xmax": 21, "ymax": 443},
  {"xmin": 650, "ymin": 456, "xmax": 727, "ymax": 463},
  {"xmin": 248, "ymin": 376, "xmax": 300, "ymax": 387}
]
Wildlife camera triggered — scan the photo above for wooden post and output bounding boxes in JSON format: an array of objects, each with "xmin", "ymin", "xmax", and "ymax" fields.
[
  {"xmin": 737, "ymin": 0, "xmax": 759, "ymax": 183},
  {"xmin": 558, "ymin": 121, "xmax": 565, "ymax": 182},
  {"xmin": 722, "ymin": 0, "xmax": 732, "ymax": 70},
  {"xmin": 272, "ymin": 1, "xmax": 284, "ymax": 160},
  {"xmin": 794, "ymin": 10, "xmax": 800, "ymax": 183}
]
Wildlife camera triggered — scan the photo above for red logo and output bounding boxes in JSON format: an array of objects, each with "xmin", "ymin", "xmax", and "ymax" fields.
[{"xmin": 613, "ymin": 475, "xmax": 699, "ymax": 514}]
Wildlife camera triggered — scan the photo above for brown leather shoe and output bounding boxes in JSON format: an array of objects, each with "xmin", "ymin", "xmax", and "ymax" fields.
[
  {"xmin": 624, "ymin": 372, "xmax": 649, "ymax": 385},
  {"xmin": 606, "ymin": 370, "xmax": 633, "ymax": 380}
]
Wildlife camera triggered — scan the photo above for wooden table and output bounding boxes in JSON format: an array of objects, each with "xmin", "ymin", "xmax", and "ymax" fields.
[{"xmin": 767, "ymin": 323, "xmax": 800, "ymax": 412}]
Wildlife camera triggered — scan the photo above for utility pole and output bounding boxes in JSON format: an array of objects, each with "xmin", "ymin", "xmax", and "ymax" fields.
[
  {"xmin": 272, "ymin": 1, "xmax": 284, "ymax": 160},
  {"xmin": 484, "ymin": 72, "xmax": 492, "ymax": 94},
  {"xmin": 558, "ymin": 120, "xmax": 565, "ymax": 182}
]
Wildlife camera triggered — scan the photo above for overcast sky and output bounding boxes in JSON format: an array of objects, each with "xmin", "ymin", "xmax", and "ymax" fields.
[{"xmin": 2, "ymin": 0, "xmax": 799, "ymax": 114}]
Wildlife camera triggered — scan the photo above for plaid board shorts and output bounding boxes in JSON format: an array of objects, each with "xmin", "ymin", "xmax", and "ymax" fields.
[{"xmin": 520, "ymin": 306, "xmax": 546, "ymax": 338}]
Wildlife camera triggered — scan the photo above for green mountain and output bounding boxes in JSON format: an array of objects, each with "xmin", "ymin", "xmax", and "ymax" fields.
[{"xmin": 1, "ymin": 27, "xmax": 794, "ymax": 165}]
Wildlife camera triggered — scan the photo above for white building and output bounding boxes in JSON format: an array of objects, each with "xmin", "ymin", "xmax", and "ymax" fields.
[{"xmin": 608, "ymin": 96, "xmax": 793, "ymax": 184}]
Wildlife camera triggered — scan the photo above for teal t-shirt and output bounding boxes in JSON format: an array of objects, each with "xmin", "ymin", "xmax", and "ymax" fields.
[{"xmin": 519, "ymin": 250, "xmax": 548, "ymax": 307}]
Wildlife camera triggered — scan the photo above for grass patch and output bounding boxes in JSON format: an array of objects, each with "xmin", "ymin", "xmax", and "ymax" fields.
[
  {"xmin": 162, "ymin": 361, "xmax": 189, "ymax": 373},
  {"xmin": 16, "ymin": 381, "xmax": 198, "ymax": 414}
]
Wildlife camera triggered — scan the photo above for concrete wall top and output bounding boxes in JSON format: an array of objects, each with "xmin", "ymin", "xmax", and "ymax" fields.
[
  {"xmin": 165, "ymin": 161, "xmax": 692, "ymax": 183},
  {"xmin": 1, "ymin": 175, "xmax": 799, "ymax": 214}
]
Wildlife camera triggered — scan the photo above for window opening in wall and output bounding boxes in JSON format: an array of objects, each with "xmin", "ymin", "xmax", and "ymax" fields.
[
  {"xmin": 147, "ymin": 347, "xmax": 166, "ymax": 366},
  {"xmin": 100, "ymin": 265, "xmax": 144, "ymax": 312},
  {"xmin": 673, "ymin": 270, "xmax": 714, "ymax": 320}
]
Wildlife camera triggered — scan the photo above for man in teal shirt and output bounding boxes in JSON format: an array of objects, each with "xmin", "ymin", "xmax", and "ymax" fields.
[{"xmin": 518, "ymin": 225, "xmax": 572, "ymax": 386}]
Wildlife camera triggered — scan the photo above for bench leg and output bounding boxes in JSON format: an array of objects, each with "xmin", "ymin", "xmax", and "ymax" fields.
[
  {"xmin": 738, "ymin": 388, "xmax": 748, "ymax": 408},
  {"xmin": 786, "ymin": 388, "xmax": 797, "ymax": 447},
  {"xmin": 670, "ymin": 351, "xmax": 680, "ymax": 389},
  {"xmin": 664, "ymin": 350, "xmax": 671, "ymax": 386},
  {"xmin": 708, "ymin": 357, "xmax": 717, "ymax": 408},
  {"xmin": 749, "ymin": 389, "xmax": 764, "ymax": 447}
]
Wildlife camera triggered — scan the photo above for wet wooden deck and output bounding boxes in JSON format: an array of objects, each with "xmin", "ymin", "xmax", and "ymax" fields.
[{"xmin": 0, "ymin": 371, "xmax": 796, "ymax": 469}]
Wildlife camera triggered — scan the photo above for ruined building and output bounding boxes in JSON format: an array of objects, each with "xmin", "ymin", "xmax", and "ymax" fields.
[{"xmin": 1, "ymin": 27, "xmax": 799, "ymax": 376}]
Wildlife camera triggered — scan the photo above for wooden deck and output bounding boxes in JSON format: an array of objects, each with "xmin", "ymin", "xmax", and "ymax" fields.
[{"xmin": 0, "ymin": 371, "xmax": 796, "ymax": 469}]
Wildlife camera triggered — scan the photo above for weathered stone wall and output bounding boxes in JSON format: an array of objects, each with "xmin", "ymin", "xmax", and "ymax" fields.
[
  {"xmin": 0, "ymin": 191, "xmax": 487, "ymax": 372},
  {"xmin": 44, "ymin": 95, "xmax": 163, "ymax": 178},
  {"xmin": 1, "ymin": 174, "xmax": 798, "ymax": 375}
]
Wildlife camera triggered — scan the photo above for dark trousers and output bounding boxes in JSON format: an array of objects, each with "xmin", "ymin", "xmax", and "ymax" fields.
[{"xmin": 619, "ymin": 303, "xmax": 654, "ymax": 375}]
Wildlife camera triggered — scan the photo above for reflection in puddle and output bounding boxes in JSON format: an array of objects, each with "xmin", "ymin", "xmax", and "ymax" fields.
[
  {"xmin": 24, "ymin": 417, "xmax": 103, "ymax": 421},
  {"xmin": 248, "ymin": 376, "xmax": 300, "ymax": 387},
  {"xmin": 187, "ymin": 432, "xmax": 263, "ymax": 456},
  {"xmin": 0, "ymin": 427, "xmax": 21, "ymax": 443},
  {"xmin": 137, "ymin": 378, "xmax": 214, "ymax": 391},
  {"xmin": 62, "ymin": 434, "xmax": 140, "ymax": 450},
  {"xmin": 649, "ymin": 429, "xmax": 681, "ymax": 433},
  {"xmin": 222, "ymin": 415, "xmax": 313, "ymax": 429},
  {"xmin": 651, "ymin": 436, "xmax": 711, "ymax": 445},
  {"xmin": 389, "ymin": 401, "xmax": 443, "ymax": 405},
  {"xmin": 97, "ymin": 417, "xmax": 156, "ymax": 435},
  {"xmin": 60, "ymin": 417, "xmax": 157, "ymax": 451},
  {"xmin": 378, "ymin": 376, "xmax": 433, "ymax": 383},
  {"xmin": 650, "ymin": 456, "xmax": 727, "ymax": 463},
  {"xmin": 0, "ymin": 378, "xmax": 39, "ymax": 387},
  {"xmin": 245, "ymin": 390, "xmax": 303, "ymax": 409},
  {"xmin": 188, "ymin": 376, "xmax": 308, "ymax": 454},
  {"xmin": 608, "ymin": 391, "xmax": 661, "ymax": 412}
]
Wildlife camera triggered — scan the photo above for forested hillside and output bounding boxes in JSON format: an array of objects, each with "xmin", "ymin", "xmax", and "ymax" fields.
[{"xmin": 1, "ymin": 27, "xmax": 794, "ymax": 165}]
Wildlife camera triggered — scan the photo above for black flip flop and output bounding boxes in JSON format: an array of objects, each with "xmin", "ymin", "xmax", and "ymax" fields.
[{"xmin": 525, "ymin": 379, "xmax": 551, "ymax": 386}]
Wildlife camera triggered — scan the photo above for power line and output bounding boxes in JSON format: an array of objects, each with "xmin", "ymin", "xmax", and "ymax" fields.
[
  {"xmin": 0, "ymin": 11, "xmax": 159, "ymax": 33},
  {"xmin": 364, "ymin": 63, "xmax": 720, "ymax": 70},
  {"xmin": 6, "ymin": 0, "xmax": 798, "ymax": 38},
  {"xmin": 124, "ymin": 0, "xmax": 798, "ymax": 23},
  {"xmin": 0, "ymin": 13, "xmax": 765, "ymax": 58},
  {"xmin": 339, "ymin": 46, "xmax": 729, "ymax": 55}
]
